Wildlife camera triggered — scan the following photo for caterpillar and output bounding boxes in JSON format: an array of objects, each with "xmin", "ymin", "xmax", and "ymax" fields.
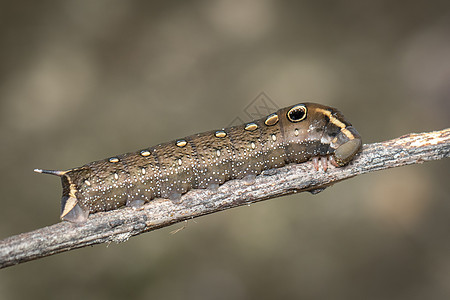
[{"xmin": 35, "ymin": 103, "xmax": 362, "ymax": 223}]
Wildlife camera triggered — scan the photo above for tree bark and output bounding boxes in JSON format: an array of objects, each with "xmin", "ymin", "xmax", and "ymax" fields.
[{"xmin": 0, "ymin": 128, "xmax": 449, "ymax": 269}]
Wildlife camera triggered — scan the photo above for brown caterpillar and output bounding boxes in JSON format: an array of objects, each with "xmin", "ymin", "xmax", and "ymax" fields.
[{"xmin": 35, "ymin": 103, "xmax": 362, "ymax": 223}]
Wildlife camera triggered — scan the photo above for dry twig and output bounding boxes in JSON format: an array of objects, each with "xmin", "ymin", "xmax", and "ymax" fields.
[{"xmin": 0, "ymin": 128, "xmax": 449, "ymax": 269}]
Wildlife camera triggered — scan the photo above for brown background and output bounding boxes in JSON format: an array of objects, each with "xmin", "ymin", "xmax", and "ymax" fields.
[{"xmin": 0, "ymin": 1, "xmax": 449, "ymax": 299}]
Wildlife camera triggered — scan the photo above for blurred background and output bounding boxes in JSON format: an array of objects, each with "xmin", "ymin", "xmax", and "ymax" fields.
[{"xmin": 0, "ymin": 1, "xmax": 449, "ymax": 299}]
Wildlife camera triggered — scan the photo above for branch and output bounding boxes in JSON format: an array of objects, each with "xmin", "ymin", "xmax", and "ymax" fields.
[{"xmin": 1, "ymin": 129, "xmax": 449, "ymax": 269}]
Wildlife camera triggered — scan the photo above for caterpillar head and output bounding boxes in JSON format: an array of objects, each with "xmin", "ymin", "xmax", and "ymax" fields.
[{"xmin": 282, "ymin": 103, "xmax": 362, "ymax": 166}]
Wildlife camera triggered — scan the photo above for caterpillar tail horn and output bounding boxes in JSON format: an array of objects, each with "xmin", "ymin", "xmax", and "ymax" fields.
[
  {"xmin": 34, "ymin": 168, "xmax": 89, "ymax": 223},
  {"xmin": 34, "ymin": 169, "xmax": 68, "ymax": 176}
]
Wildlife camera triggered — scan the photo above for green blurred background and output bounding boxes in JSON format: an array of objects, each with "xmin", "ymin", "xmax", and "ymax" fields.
[{"xmin": 0, "ymin": 1, "xmax": 449, "ymax": 299}]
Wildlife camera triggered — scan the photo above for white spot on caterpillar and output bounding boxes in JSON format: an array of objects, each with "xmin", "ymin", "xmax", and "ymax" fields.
[
  {"xmin": 178, "ymin": 158, "xmax": 182, "ymax": 166},
  {"xmin": 114, "ymin": 173, "xmax": 119, "ymax": 180},
  {"xmin": 271, "ymin": 134, "xmax": 276, "ymax": 141},
  {"xmin": 251, "ymin": 142, "xmax": 256, "ymax": 149},
  {"xmin": 294, "ymin": 129, "xmax": 299, "ymax": 136},
  {"xmin": 176, "ymin": 139, "xmax": 187, "ymax": 147},
  {"xmin": 141, "ymin": 168, "xmax": 146, "ymax": 175},
  {"xmin": 215, "ymin": 130, "xmax": 227, "ymax": 138},
  {"xmin": 140, "ymin": 150, "xmax": 151, "ymax": 157},
  {"xmin": 265, "ymin": 113, "xmax": 279, "ymax": 126},
  {"xmin": 245, "ymin": 123, "xmax": 258, "ymax": 131},
  {"xmin": 216, "ymin": 149, "xmax": 221, "ymax": 157},
  {"xmin": 85, "ymin": 180, "xmax": 91, "ymax": 186}
]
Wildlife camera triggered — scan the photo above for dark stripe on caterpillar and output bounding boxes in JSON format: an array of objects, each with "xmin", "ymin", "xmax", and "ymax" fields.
[{"xmin": 35, "ymin": 102, "xmax": 362, "ymax": 223}]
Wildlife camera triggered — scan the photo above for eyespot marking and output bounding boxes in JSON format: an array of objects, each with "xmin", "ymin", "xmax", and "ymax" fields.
[
  {"xmin": 178, "ymin": 158, "xmax": 182, "ymax": 166},
  {"xmin": 295, "ymin": 129, "xmax": 299, "ymax": 136},
  {"xmin": 85, "ymin": 180, "xmax": 91, "ymax": 186},
  {"xmin": 114, "ymin": 173, "xmax": 119, "ymax": 180},
  {"xmin": 287, "ymin": 105, "xmax": 307, "ymax": 122},
  {"xmin": 215, "ymin": 130, "xmax": 227, "ymax": 138},
  {"xmin": 271, "ymin": 134, "xmax": 277, "ymax": 141},
  {"xmin": 216, "ymin": 149, "xmax": 221, "ymax": 157},
  {"xmin": 109, "ymin": 157, "xmax": 119, "ymax": 163},
  {"xmin": 251, "ymin": 142, "xmax": 256, "ymax": 149},
  {"xmin": 244, "ymin": 123, "xmax": 258, "ymax": 131},
  {"xmin": 140, "ymin": 150, "xmax": 151, "ymax": 157},
  {"xmin": 176, "ymin": 139, "xmax": 187, "ymax": 147},
  {"xmin": 265, "ymin": 113, "xmax": 279, "ymax": 126},
  {"xmin": 141, "ymin": 168, "xmax": 146, "ymax": 175}
]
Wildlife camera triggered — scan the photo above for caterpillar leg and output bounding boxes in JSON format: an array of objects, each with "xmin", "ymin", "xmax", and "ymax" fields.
[
  {"xmin": 311, "ymin": 155, "xmax": 340, "ymax": 171},
  {"xmin": 207, "ymin": 183, "xmax": 220, "ymax": 191},
  {"xmin": 60, "ymin": 196, "xmax": 89, "ymax": 223},
  {"xmin": 242, "ymin": 174, "xmax": 257, "ymax": 186},
  {"xmin": 168, "ymin": 191, "xmax": 182, "ymax": 203},
  {"xmin": 126, "ymin": 199, "xmax": 146, "ymax": 209}
]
